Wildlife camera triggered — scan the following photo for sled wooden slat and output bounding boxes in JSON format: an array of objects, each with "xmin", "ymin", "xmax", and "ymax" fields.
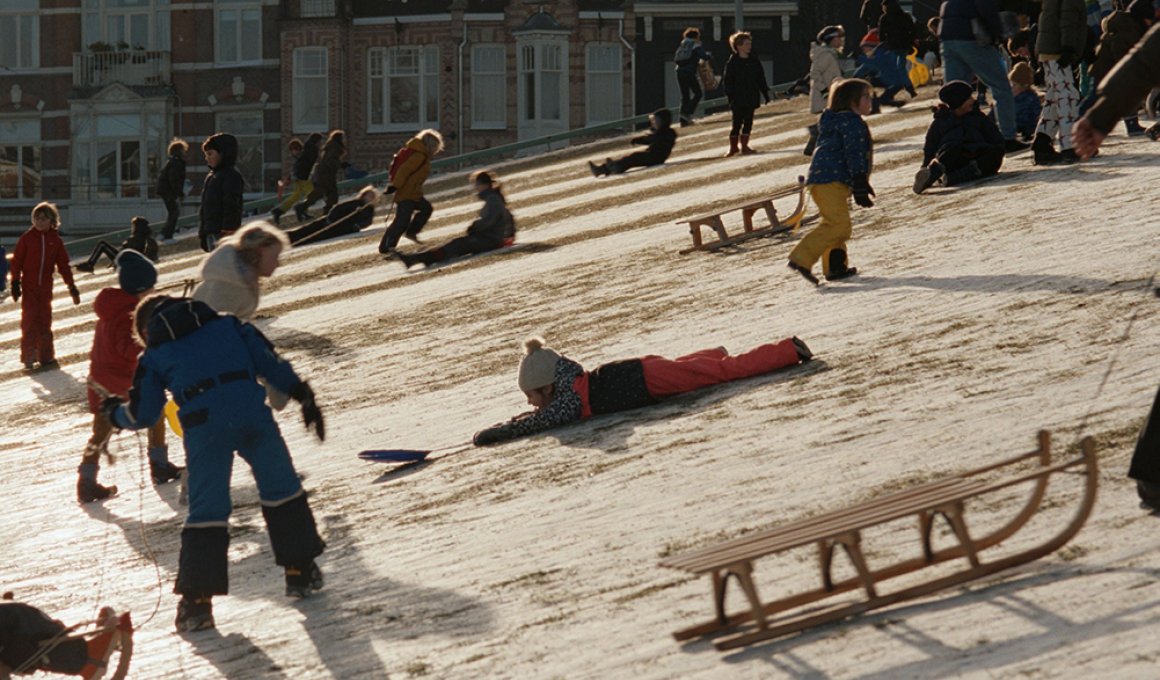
[
  {"xmin": 659, "ymin": 430, "xmax": 1098, "ymax": 650},
  {"xmin": 677, "ymin": 176, "xmax": 808, "ymax": 255}
]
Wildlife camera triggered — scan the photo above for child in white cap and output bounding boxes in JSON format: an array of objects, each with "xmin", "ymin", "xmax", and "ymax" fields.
[{"xmin": 473, "ymin": 336, "xmax": 813, "ymax": 445}]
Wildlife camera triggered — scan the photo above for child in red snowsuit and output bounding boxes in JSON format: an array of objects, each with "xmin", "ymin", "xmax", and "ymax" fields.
[
  {"xmin": 10, "ymin": 202, "xmax": 80, "ymax": 371},
  {"xmin": 473, "ymin": 336, "xmax": 813, "ymax": 445},
  {"xmin": 79, "ymin": 249, "xmax": 181, "ymax": 504}
]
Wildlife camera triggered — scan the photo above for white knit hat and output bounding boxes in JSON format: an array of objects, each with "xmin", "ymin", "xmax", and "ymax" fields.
[{"xmin": 517, "ymin": 337, "xmax": 561, "ymax": 391}]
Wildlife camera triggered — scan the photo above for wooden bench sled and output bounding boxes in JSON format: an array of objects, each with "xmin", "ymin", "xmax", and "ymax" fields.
[
  {"xmin": 658, "ymin": 430, "xmax": 1098, "ymax": 650},
  {"xmin": 677, "ymin": 176, "xmax": 808, "ymax": 255}
]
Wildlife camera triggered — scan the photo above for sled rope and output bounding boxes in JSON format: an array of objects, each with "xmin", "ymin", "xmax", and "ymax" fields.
[
  {"xmin": 1074, "ymin": 271, "xmax": 1157, "ymax": 444},
  {"xmin": 129, "ymin": 429, "xmax": 166, "ymax": 629}
]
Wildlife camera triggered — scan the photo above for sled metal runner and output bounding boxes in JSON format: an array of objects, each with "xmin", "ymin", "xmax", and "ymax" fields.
[
  {"xmin": 659, "ymin": 430, "xmax": 1098, "ymax": 650},
  {"xmin": 677, "ymin": 176, "xmax": 808, "ymax": 255}
]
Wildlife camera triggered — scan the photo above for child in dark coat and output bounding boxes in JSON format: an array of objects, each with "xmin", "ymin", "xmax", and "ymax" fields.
[
  {"xmin": 474, "ymin": 336, "xmax": 812, "ymax": 446},
  {"xmin": 395, "ymin": 170, "xmax": 515, "ymax": 268},
  {"xmin": 0, "ymin": 599, "xmax": 132, "ymax": 680},
  {"xmin": 10, "ymin": 202, "xmax": 80, "ymax": 371},
  {"xmin": 285, "ymin": 186, "xmax": 378, "ymax": 247},
  {"xmin": 588, "ymin": 108, "xmax": 677, "ymax": 176},
  {"xmin": 198, "ymin": 133, "xmax": 245, "ymax": 253},
  {"xmin": 722, "ymin": 31, "xmax": 771, "ymax": 156},
  {"xmin": 913, "ymin": 80, "xmax": 1006, "ymax": 194},
  {"xmin": 103, "ymin": 295, "xmax": 327, "ymax": 632},
  {"xmin": 788, "ymin": 79, "xmax": 875, "ymax": 286},
  {"xmin": 79, "ymin": 249, "xmax": 180, "ymax": 503},
  {"xmin": 76, "ymin": 216, "xmax": 159, "ymax": 273},
  {"xmin": 299, "ymin": 130, "xmax": 346, "ymax": 215},
  {"xmin": 156, "ymin": 139, "xmax": 188, "ymax": 240}
]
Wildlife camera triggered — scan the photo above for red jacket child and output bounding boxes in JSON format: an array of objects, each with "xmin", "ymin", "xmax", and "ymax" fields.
[{"xmin": 10, "ymin": 202, "xmax": 79, "ymax": 370}]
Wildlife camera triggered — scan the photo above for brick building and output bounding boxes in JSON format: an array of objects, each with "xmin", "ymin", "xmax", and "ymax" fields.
[{"xmin": 0, "ymin": 0, "xmax": 284, "ymax": 237}]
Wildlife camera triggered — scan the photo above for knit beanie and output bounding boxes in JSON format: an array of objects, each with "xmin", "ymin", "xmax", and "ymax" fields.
[
  {"xmin": 116, "ymin": 249, "xmax": 158, "ymax": 295},
  {"xmin": 651, "ymin": 107, "xmax": 673, "ymax": 128},
  {"xmin": 938, "ymin": 80, "xmax": 975, "ymax": 109},
  {"xmin": 1008, "ymin": 61, "xmax": 1033, "ymax": 88},
  {"xmin": 517, "ymin": 337, "xmax": 561, "ymax": 392},
  {"xmin": 860, "ymin": 28, "xmax": 881, "ymax": 47},
  {"xmin": 817, "ymin": 25, "xmax": 845, "ymax": 44}
]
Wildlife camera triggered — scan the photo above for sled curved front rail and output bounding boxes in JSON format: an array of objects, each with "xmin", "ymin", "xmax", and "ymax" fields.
[{"xmin": 660, "ymin": 430, "xmax": 1098, "ymax": 649}]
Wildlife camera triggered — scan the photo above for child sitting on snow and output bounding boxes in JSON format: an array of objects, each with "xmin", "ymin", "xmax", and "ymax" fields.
[
  {"xmin": 76, "ymin": 216, "xmax": 159, "ymax": 273},
  {"xmin": 0, "ymin": 597, "xmax": 132, "ymax": 680},
  {"xmin": 79, "ymin": 249, "xmax": 181, "ymax": 504},
  {"xmin": 588, "ymin": 108, "xmax": 677, "ymax": 176},
  {"xmin": 472, "ymin": 335, "xmax": 813, "ymax": 446},
  {"xmin": 284, "ymin": 186, "xmax": 378, "ymax": 247},
  {"xmin": 394, "ymin": 170, "xmax": 515, "ymax": 269},
  {"xmin": 913, "ymin": 80, "xmax": 1006, "ymax": 194}
]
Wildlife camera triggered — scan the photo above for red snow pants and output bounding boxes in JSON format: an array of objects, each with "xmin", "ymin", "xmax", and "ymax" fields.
[
  {"xmin": 20, "ymin": 284, "xmax": 55, "ymax": 365},
  {"xmin": 640, "ymin": 338, "xmax": 800, "ymax": 398}
]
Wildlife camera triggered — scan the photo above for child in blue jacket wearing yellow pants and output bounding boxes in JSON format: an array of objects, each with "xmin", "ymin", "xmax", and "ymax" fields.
[{"xmin": 788, "ymin": 78, "xmax": 876, "ymax": 286}]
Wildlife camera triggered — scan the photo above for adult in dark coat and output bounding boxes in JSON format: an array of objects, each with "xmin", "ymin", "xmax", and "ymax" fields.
[
  {"xmin": 913, "ymin": 81, "xmax": 1006, "ymax": 193},
  {"xmin": 722, "ymin": 31, "xmax": 770, "ymax": 156},
  {"xmin": 588, "ymin": 108, "xmax": 677, "ymax": 176},
  {"xmin": 156, "ymin": 139, "xmax": 188, "ymax": 240},
  {"xmin": 878, "ymin": 0, "xmax": 918, "ymax": 55},
  {"xmin": 198, "ymin": 133, "xmax": 244, "ymax": 253}
]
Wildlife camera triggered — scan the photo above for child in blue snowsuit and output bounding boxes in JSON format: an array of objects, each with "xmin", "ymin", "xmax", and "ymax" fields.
[
  {"xmin": 854, "ymin": 31, "xmax": 916, "ymax": 107},
  {"xmin": 103, "ymin": 295, "xmax": 326, "ymax": 633}
]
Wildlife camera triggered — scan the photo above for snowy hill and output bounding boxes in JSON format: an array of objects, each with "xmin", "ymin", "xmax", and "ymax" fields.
[{"xmin": 2, "ymin": 87, "xmax": 1159, "ymax": 679}]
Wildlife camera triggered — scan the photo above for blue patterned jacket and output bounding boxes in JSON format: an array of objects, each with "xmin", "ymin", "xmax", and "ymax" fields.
[{"xmin": 806, "ymin": 109, "xmax": 874, "ymax": 187}]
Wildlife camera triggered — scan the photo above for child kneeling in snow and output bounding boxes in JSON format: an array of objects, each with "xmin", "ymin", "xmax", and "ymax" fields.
[
  {"xmin": 588, "ymin": 108, "xmax": 677, "ymax": 176},
  {"xmin": 102, "ymin": 295, "xmax": 327, "ymax": 632},
  {"xmin": 394, "ymin": 170, "xmax": 515, "ymax": 269},
  {"xmin": 473, "ymin": 336, "xmax": 813, "ymax": 446}
]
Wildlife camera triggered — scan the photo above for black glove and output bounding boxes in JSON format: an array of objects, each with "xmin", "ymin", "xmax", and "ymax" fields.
[
  {"xmin": 68, "ymin": 285, "xmax": 81, "ymax": 305},
  {"xmin": 473, "ymin": 426, "xmax": 505, "ymax": 446},
  {"xmin": 1056, "ymin": 46, "xmax": 1076, "ymax": 69},
  {"xmin": 10, "ymin": 280, "xmax": 19, "ymax": 302},
  {"xmin": 291, "ymin": 382, "xmax": 326, "ymax": 441},
  {"xmin": 385, "ymin": 185, "xmax": 397, "ymax": 194},
  {"xmin": 851, "ymin": 174, "xmax": 876, "ymax": 208},
  {"xmin": 99, "ymin": 396, "xmax": 125, "ymax": 427}
]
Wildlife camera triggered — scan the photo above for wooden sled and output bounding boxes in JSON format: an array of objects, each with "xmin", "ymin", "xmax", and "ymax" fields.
[
  {"xmin": 677, "ymin": 176, "xmax": 808, "ymax": 255},
  {"xmin": 659, "ymin": 430, "xmax": 1098, "ymax": 650}
]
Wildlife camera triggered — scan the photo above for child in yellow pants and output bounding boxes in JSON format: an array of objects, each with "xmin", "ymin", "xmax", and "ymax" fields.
[{"xmin": 789, "ymin": 78, "xmax": 876, "ymax": 285}]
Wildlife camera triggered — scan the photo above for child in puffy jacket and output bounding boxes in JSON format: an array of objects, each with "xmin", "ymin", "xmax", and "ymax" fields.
[
  {"xmin": 912, "ymin": 80, "xmax": 1006, "ymax": 193},
  {"xmin": 379, "ymin": 129, "xmax": 444, "ymax": 254},
  {"xmin": 722, "ymin": 31, "xmax": 771, "ymax": 156},
  {"xmin": 76, "ymin": 216, "xmax": 159, "ymax": 273},
  {"xmin": 805, "ymin": 25, "xmax": 846, "ymax": 156},
  {"xmin": 395, "ymin": 170, "xmax": 515, "ymax": 269},
  {"xmin": 10, "ymin": 202, "xmax": 80, "ymax": 371},
  {"xmin": 473, "ymin": 335, "xmax": 813, "ymax": 445},
  {"xmin": 788, "ymin": 78, "xmax": 875, "ymax": 286},
  {"xmin": 79, "ymin": 249, "xmax": 181, "ymax": 504},
  {"xmin": 853, "ymin": 30, "xmax": 916, "ymax": 108},
  {"xmin": 587, "ymin": 108, "xmax": 677, "ymax": 176}
]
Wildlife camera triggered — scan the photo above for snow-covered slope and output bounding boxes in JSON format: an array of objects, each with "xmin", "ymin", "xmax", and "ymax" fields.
[{"xmin": 2, "ymin": 87, "xmax": 1158, "ymax": 679}]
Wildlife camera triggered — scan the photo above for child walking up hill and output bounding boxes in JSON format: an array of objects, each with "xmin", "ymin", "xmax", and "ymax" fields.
[
  {"xmin": 473, "ymin": 335, "xmax": 812, "ymax": 446},
  {"xmin": 788, "ymin": 78, "xmax": 875, "ymax": 286},
  {"xmin": 10, "ymin": 202, "xmax": 80, "ymax": 371}
]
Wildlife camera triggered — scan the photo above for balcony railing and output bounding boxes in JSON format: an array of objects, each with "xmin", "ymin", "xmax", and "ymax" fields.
[
  {"xmin": 73, "ymin": 50, "xmax": 171, "ymax": 89},
  {"xmin": 300, "ymin": 0, "xmax": 336, "ymax": 17}
]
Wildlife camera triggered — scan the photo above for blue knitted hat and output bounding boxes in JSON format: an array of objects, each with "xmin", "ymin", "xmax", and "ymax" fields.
[{"xmin": 116, "ymin": 249, "xmax": 158, "ymax": 295}]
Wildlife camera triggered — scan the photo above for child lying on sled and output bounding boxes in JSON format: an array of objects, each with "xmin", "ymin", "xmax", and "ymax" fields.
[
  {"xmin": 0, "ymin": 598, "xmax": 131, "ymax": 680},
  {"xmin": 473, "ymin": 335, "xmax": 813, "ymax": 445}
]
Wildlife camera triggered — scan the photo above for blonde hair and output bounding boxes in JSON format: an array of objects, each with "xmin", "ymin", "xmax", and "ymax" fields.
[
  {"xmin": 31, "ymin": 201, "xmax": 60, "ymax": 228},
  {"xmin": 226, "ymin": 221, "xmax": 290, "ymax": 270},
  {"xmin": 356, "ymin": 185, "xmax": 379, "ymax": 203},
  {"xmin": 418, "ymin": 128, "xmax": 445, "ymax": 155},
  {"xmin": 167, "ymin": 139, "xmax": 189, "ymax": 156}
]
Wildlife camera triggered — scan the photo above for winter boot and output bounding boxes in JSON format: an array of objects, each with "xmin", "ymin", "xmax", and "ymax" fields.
[
  {"xmin": 149, "ymin": 446, "xmax": 184, "ymax": 485},
  {"xmin": 787, "ymin": 260, "xmax": 820, "ymax": 286},
  {"xmin": 587, "ymin": 161, "xmax": 607, "ymax": 177},
  {"xmin": 293, "ymin": 203, "xmax": 309, "ymax": 222},
  {"xmin": 724, "ymin": 136, "xmax": 740, "ymax": 157},
  {"xmin": 870, "ymin": 97, "xmax": 882, "ymax": 115},
  {"xmin": 803, "ymin": 124, "xmax": 819, "ymax": 156},
  {"xmin": 740, "ymin": 134, "xmax": 757, "ymax": 154},
  {"xmin": 912, "ymin": 161, "xmax": 945, "ymax": 194},
  {"xmin": 75, "ymin": 260, "xmax": 96, "ymax": 273},
  {"xmin": 791, "ymin": 337, "xmax": 813, "ymax": 362},
  {"xmin": 944, "ymin": 160, "xmax": 983, "ymax": 186},
  {"xmin": 1124, "ymin": 116, "xmax": 1147, "ymax": 137},
  {"xmin": 77, "ymin": 464, "xmax": 117, "ymax": 504},
  {"xmin": 175, "ymin": 596, "xmax": 215, "ymax": 633},
  {"xmin": 285, "ymin": 562, "xmax": 324, "ymax": 599},
  {"xmin": 605, "ymin": 158, "xmax": 622, "ymax": 175},
  {"xmin": 1138, "ymin": 480, "xmax": 1160, "ymax": 511},
  {"xmin": 1032, "ymin": 132, "xmax": 1061, "ymax": 165},
  {"xmin": 825, "ymin": 249, "xmax": 858, "ymax": 281},
  {"xmin": 1147, "ymin": 122, "xmax": 1160, "ymax": 141},
  {"xmin": 269, "ymin": 207, "xmax": 283, "ymax": 226}
]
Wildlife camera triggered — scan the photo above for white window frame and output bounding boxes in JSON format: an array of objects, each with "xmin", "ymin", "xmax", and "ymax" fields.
[
  {"xmin": 215, "ymin": 109, "xmax": 265, "ymax": 196},
  {"xmin": 471, "ymin": 44, "xmax": 507, "ymax": 130},
  {"xmin": 367, "ymin": 45, "xmax": 440, "ymax": 133},
  {"xmin": 0, "ymin": 118, "xmax": 42, "ymax": 201},
  {"xmin": 82, "ymin": 0, "xmax": 170, "ymax": 52},
  {"xmin": 293, "ymin": 47, "xmax": 329, "ymax": 132},
  {"xmin": 518, "ymin": 40, "xmax": 565, "ymax": 124},
  {"xmin": 71, "ymin": 106, "xmax": 167, "ymax": 201},
  {"xmin": 0, "ymin": 1, "xmax": 39, "ymax": 71},
  {"xmin": 585, "ymin": 43, "xmax": 623, "ymax": 125},
  {"xmin": 215, "ymin": 1, "xmax": 262, "ymax": 65}
]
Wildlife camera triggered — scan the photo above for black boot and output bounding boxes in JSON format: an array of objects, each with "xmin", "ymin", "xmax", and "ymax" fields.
[
  {"xmin": 1032, "ymin": 132, "xmax": 1061, "ymax": 165},
  {"xmin": 787, "ymin": 260, "xmax": 820, "ymax": 286},
  {"xmin": 175, "ymin": 595, "xmax": 215, "ymax": 632},
  {"xmin": 285, "ymin": 562, "xmax": 324, "ymax": 598},
  {"xmin": 944, "ymin": 160, "xmax": 982, "ymax": 186},
  {"xmin": 803, "ymin": 124, "xmax": 819, "ymax": 157},
  {"xmin": 825, "ymin": 249, "xmax": 858, "ymax": 281},
  {"xmin": 587, "ymin": 161, "xmax": 607, "ymax": 177},
  {"xmin": 270, "ymin": 207, "xmax": 283, "ymax": 226},
  {"xmin": 912, "ymin": 161, "xmax": 945, "ymax": 194},
  {"xmin": 77, "ymin": 463, "xmax": 117, "ymax": 503}
]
